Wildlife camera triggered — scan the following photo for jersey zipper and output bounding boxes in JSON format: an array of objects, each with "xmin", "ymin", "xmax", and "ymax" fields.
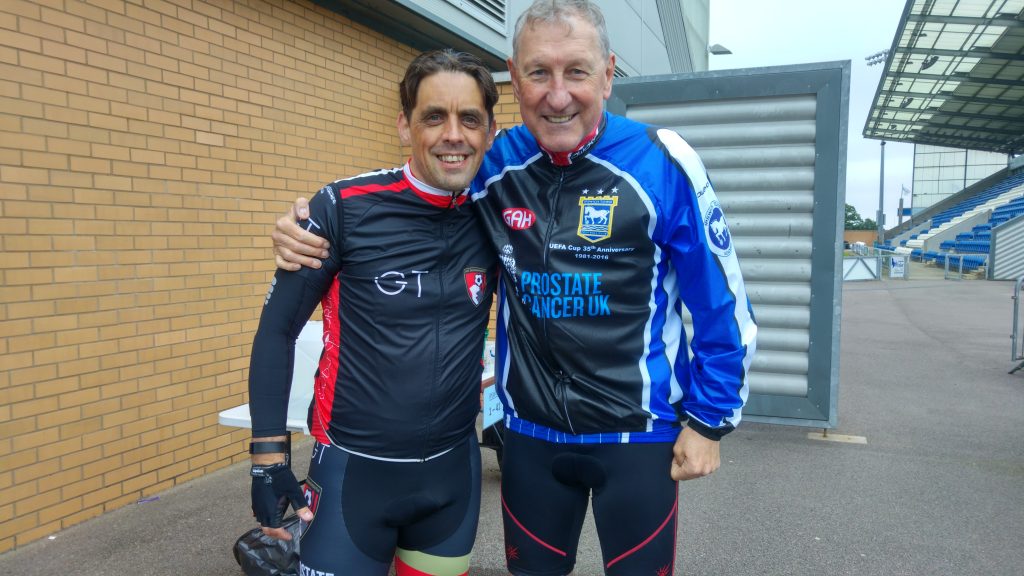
[
  {"xmin": 540, "ymin": 169, "xmax": 565, "ymax": 340},
  {"xmin": 423, "ymin": 207, "xmax": 453, "ymax": 461},
  {"xmin": 541, "ymin": 169, "xmax": 577, "ymax": 435}
]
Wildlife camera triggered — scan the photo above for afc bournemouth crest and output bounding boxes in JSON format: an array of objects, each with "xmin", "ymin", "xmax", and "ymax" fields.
[
  {"xmin": 302, "ymin": 477, "xmax": 321, "ymax": 516},
  {"xmin": 464, "ymin": 268, "xmax": 487, "ymax": 306},
  {"xmin": 577, "ymin": 196, "xmax": 618, "ymax": 243}
]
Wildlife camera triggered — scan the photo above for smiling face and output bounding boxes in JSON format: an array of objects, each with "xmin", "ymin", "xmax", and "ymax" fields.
[
  {"xmin": 509, "ymin": 13, "xmax": 614, "ymax": 153},
  {"xmin": 398, "ymin": 71, "xmax": 496, "ymax": 193}
]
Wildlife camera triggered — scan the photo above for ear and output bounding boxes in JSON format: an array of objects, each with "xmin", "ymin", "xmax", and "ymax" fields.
[
  {"xmin": 485, "ymin": 117, "xmax": 497, "ymax": 151},
  {"xmin": 507, "ymin": 57, "xmax": 522, "ymax": 100},
  {"xmin": 397, "ymin": 111, "xmax": 412, "ymax": 146},
  {"xmin": 602, "ymin": 53, "xmax": 615, "ymax": 100}
]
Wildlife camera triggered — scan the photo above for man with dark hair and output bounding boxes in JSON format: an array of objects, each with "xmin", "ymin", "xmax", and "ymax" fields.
[
  {"xmin": 247, "ymin": 48, "xmax": 498, "ymax": 576},
  {"xmin": 273, "ymin": 1, "xmax": 757, "ymax": 574}
]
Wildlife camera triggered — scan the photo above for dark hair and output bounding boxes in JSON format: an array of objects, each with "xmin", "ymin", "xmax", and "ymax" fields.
[{"xmin": 399, "ymin": 49, "xmax": 499, "ymax": 122}]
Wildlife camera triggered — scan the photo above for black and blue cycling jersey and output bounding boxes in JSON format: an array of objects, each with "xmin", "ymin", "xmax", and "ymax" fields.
[{"xmin": 470, "ymin": 112, "xmax": 757, "ymax": 444}]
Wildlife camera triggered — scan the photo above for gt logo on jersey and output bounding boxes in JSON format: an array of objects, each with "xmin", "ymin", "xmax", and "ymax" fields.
[
  {"xmin": 503, "ymin": 208, "xmax": 536, "ymax": 230},
  {"xmin": 375, "ymin": 270, "xmax": 428, "ymax": 296},
  {"xmin": 464, "ymin": 268, "xmax": 487, "ymax": 306},
  {"xmin": 577, "ymin": 196, "xmax": 618, "ymax": 243},
  {"xmin": 704, "ymin": 202, "xmax": 733, "ymax": 257}
]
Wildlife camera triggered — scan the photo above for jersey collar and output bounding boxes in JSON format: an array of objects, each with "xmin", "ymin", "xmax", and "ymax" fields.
[
  {"xmin": 539, "ymin": 113, "xmax": 605, "ymax": 167},
  {"xmin": 403, "ymin": 163, "xmax": 469, "ymax": 209}
]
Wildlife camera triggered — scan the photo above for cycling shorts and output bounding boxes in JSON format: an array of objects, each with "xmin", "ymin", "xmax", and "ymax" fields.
[
  {"xmin": 299, "ymin": 433, "xmax": 481, "ymax": 576},
  {"xmin": 500, "ymin": 430, "xmax": 679, "ymax": 576}
]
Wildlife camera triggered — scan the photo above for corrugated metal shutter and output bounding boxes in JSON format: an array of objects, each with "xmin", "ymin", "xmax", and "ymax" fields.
[
  {"xmin": 444, "ymin": 0, "xmax": 506, "ymax": 31},
  {"xmin": 991, "ymin": 215, "xmax": 1024, "ymax": 280},
  {"xmin": 609, "ymin": 62, "xmax": 849, "ymax": 427}
]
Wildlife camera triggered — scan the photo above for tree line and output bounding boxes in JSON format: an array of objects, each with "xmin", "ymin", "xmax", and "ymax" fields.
[{"xmin": 845, "ymin": 204, "xmax": 877, "ymax": 230}]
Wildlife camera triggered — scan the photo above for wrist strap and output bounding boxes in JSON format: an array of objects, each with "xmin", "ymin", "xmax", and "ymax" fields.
[{"xmin": 249, "ymin": 441, "xmax": 289, "ymax": 455}]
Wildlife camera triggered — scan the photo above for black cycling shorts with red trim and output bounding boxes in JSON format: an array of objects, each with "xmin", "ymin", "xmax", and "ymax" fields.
[{"xmin": 500, "ymin": 430, "xmax": 679, "ymax": 576}]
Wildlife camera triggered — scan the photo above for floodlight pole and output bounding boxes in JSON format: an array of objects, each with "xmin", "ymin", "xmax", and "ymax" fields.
[{"xmin": 878, "ymin": 141, "xmax": 886, "ymax": 247}]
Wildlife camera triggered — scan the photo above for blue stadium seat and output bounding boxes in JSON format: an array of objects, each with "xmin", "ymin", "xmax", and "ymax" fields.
[{"xmin": 961, "ymin": 255, "xmax": 987, "ymax": 271}]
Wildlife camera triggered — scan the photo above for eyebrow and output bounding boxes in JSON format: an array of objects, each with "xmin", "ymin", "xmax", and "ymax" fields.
[
  {"xmin": 522, "ymin": 56, "xmax": 594, "ymax": 71},
  {"xmin": 418, "ymin": 105, "xmax": 446, "ymax": 118},
  {"xmin": 418, "ymin": 105, "xmax": 485, "ymax": 118}
]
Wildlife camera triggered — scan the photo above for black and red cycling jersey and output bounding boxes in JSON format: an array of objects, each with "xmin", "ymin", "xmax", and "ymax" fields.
[{"xmin": 249, "ymin": 164, "xmax": 497, "ymax": 461}]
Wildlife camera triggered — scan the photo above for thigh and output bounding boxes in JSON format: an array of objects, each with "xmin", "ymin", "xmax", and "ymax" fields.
[
  {"xmin": 394, "ymin": 433, "xmax": 482, "ymax": 576},
  {"xmin": 299, "ymin": 442, "xmax": 394, "ymax": 576},
  {"xmin": 500, "ymin": 431, "xmax": 589, "ymax": 576},
  {"xmin": 589, "ymin": 442, "xmax": 679, "ymax": 576}
]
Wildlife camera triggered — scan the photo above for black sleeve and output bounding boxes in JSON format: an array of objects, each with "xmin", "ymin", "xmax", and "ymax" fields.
[{"xmin": 248, "ymin": 186, "xmax": 342, "ymax": 438}]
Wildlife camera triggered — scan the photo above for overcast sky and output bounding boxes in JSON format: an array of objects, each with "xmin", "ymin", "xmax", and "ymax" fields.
[{"xmin": 708, "ymin": 0, "xmax": 914, "ymax": 226}]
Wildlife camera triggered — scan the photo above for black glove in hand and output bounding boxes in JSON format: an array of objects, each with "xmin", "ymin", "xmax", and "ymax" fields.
[{"xmin": 250, "ymin": 463, "xmax": 305, "ymax": 529}]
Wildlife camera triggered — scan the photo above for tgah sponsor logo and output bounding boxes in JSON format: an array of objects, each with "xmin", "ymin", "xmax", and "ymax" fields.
[{"xmin": 502, "ymin": 207, "xmax": 536, "ymax": 230}]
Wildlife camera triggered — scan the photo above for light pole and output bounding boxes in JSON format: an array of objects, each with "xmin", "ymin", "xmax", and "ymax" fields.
[
  {"xmin": 878, "ymin": 141, "xmax": 885, "ymax": 247},
  {"xmin": 866, "ymin": 49, "xmax": 889, "ymax": 248}
]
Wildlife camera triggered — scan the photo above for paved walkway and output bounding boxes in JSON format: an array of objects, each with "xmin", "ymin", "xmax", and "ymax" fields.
[{"xmin": 2, "ymin": 276, "xmax": 1023, "ymax": 575}]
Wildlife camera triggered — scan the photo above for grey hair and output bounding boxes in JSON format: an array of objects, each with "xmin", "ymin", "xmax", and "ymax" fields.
[{"xmin": 512, "ymin": 0, "xmax": 611, "ymax": 61}]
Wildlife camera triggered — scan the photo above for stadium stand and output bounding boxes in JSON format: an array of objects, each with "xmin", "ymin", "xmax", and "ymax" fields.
[
  {"xmin": 891, "ymin": 172, "xmax": 1024, "ymax": 275},
  {"xmin": 902, "ymin": 173, "xmax": 1024, "ymax": 247}
]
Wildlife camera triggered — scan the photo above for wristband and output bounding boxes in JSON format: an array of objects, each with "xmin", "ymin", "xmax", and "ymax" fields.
[
  {"xmin": 249, "ymin": 441, "xmax": 289, "ymax": 455},
  {"xmin": 249, "ymin": 438, "xmax": 290, "ymax": 466}
]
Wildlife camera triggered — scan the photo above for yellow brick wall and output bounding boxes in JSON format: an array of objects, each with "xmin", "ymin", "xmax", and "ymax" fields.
[
  {"xmin": 489, "ymin": 81, "xmax": 520, "ymax": 334},
  {"xmin": 495, "ymin": 82, "xmax": 522, "ymax": 130},
  {"xmin": 0, "ymin": 0, "xmax": 430, "ymax": 552}
]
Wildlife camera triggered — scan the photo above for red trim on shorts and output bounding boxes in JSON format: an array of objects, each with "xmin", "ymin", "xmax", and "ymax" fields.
[
  {"xmin": 501, "ymin": 493, "xmax": 567, "ymax": 557},
  {"xmin": 604, "ymin": 486, "xmax": 678, "ymax": 570}
]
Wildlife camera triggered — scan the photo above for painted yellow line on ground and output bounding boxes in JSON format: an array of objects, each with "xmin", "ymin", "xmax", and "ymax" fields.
[{"xmin": 806, "ymin": 431, "xmax": 868, "ymax": 444}]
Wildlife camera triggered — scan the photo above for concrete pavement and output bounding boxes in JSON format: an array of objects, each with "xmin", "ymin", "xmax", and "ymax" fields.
[{"xmin": 2, "ymin": 272, "xmax": 1023, "ymax": 575}]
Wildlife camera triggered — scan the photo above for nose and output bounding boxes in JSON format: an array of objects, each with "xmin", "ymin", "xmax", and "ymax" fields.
[
  {"xmin": 442, "ymin": 116, "xmax": 465, "ymax": 143},
  {"xmin": 545, "ymin": 75, "xmax": 572, "ymax": 110}
]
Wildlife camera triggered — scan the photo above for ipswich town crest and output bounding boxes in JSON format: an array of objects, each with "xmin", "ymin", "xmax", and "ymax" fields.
[
  {"xmin": 577, "ymin": 196, "xmax": 618, "ymax": 243},
  {"xmin": 703, "ymin": 201, "xmax": 733, "ymax": 258}
]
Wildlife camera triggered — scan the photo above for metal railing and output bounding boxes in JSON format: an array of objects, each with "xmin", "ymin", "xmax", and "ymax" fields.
[
  {"xmin": 1012, "ymin": 276, "xmax": 1024, "ymax": 375},
  {"xmin": 943, "ymin": 253, "xmax": 988, "ymax": 281},
  {"xmin": 843, "ymin": 249, "xmax": 911, "ymax": 282}
]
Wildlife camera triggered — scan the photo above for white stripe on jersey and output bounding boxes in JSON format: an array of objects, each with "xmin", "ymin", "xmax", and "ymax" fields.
[
  {"xmin": 472, "ymin": 152, "xmax": 544, "ymax": 201},
  {"xmin": 655, "ymin": 128, "xmax": 756, "ymax": 430}
]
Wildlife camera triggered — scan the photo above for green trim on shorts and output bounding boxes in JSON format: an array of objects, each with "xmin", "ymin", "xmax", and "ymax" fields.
[{"xmin": 396, "ymin": 548, "xmax": 471, "ymax": 576}]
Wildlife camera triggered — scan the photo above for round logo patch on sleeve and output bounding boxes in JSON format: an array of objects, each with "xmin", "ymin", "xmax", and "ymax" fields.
[{"xmin": 704, "ymin": 203, "xmax": 733, "ymax": 257}]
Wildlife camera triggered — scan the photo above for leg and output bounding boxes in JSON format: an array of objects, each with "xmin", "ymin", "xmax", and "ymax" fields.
[
  {"xmin": 500, "ymin": 431, "xmax": 589, "ymax": 576},
  {"xmin": 393, "ymin": 433, "xmax": 482, "ymax": 576},
  {"xmin": 299, "ymin": 442, "xmax": 395, "ymax": 576},
  {"xmin": 589, "ymin": 442, "xmax": 679, "ymax": 576}
]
